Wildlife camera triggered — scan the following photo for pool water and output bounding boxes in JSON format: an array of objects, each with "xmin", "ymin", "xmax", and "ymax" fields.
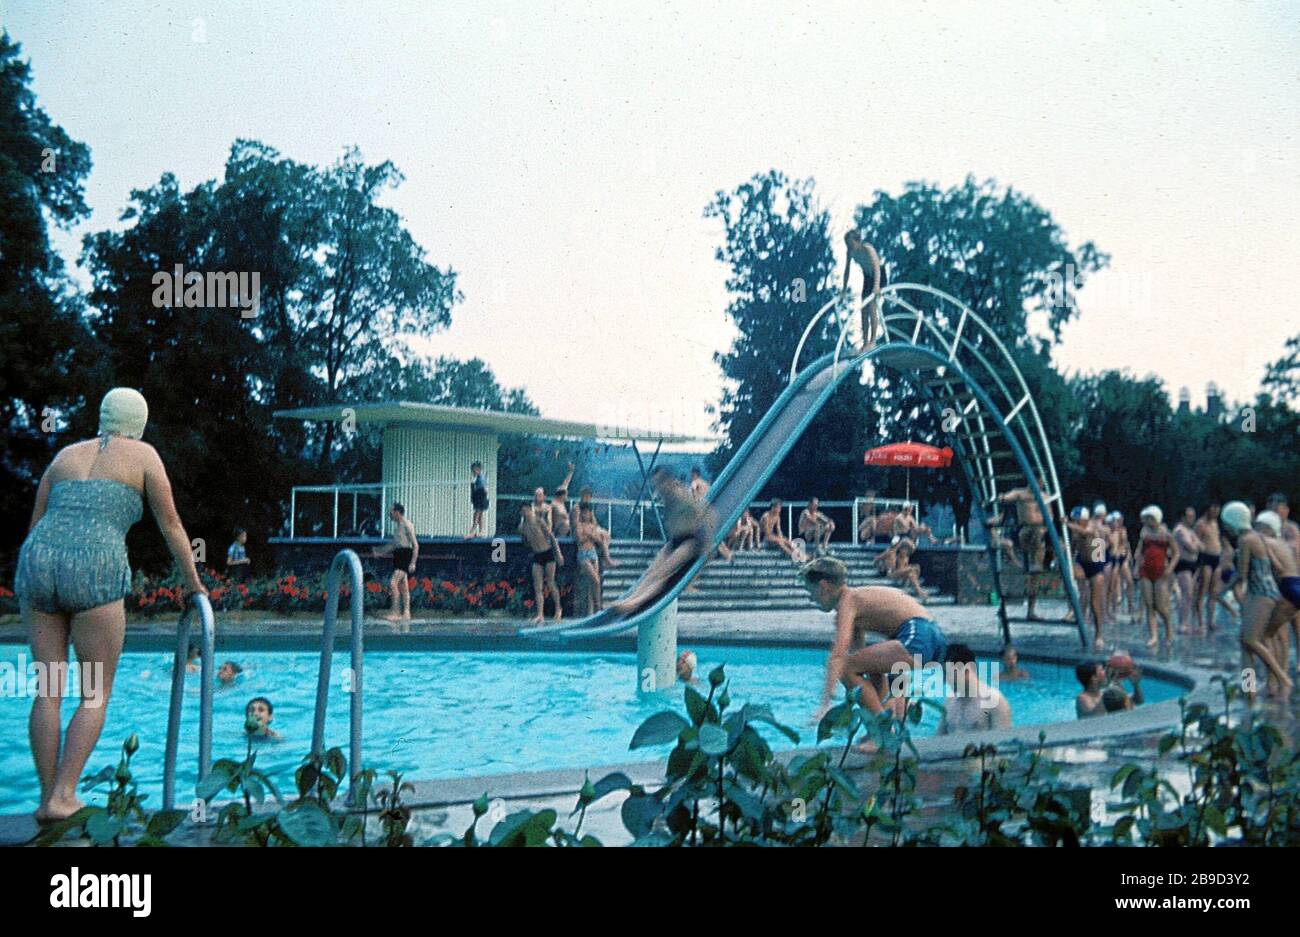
[{"xmin": 0, "ymin": 644, "xmax": 1182, "ymax": 814}]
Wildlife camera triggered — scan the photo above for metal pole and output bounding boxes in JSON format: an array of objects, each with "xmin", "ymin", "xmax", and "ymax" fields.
[
  {"xmin": 333, "ymin": 489, "xmax": 339, "ymax": 539},
  {"xmin": 163, "ymin": 593, "xmax": 215, "ymax": 812},
  {"xmin": 311, "ymin": 549, "xmax": 365, "ymax": 803},
  {"xmin": 290, "ymin": 489, "xmax": 296, "ymax": 539},
  {"xmin": 851, "ymin": 499, "xmax": 859, "ymax": 546}
]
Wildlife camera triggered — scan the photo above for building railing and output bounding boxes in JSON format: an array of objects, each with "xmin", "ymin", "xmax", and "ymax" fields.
[{"xmin": 284, "ymin": 482, "xmax": 932, "ymax": 544}]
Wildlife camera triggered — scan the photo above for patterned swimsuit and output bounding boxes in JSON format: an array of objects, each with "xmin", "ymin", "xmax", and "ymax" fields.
[{"xmin": 15, "ymin": 479, "xmax": 142, "ymax": 614}]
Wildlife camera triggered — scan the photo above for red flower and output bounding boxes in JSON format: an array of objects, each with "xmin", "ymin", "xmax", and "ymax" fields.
[{"xmin": 366, "ymin": 582, "xmax": 383, "ymax": 594}]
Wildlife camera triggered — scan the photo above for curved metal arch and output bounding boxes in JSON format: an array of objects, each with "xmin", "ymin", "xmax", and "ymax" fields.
[
  {"xmin": 549, "ymin": 342, "xmax": 1086, "ymax": 643},
  {"xmin": 829, "ymin": 283, "xmax": 1067, "ymax": 528}
]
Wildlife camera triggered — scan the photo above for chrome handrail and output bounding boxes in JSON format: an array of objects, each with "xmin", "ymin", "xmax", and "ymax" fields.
[
  {"xmin": 163, "ymin": 593, "xmax": 215, "ymax": 812},
  {"xmin": 310, "ymin": 548, "xmax": 365, "ymax": 803}
]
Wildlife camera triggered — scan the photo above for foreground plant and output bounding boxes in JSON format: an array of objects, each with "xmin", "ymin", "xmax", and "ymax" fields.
[{"xmin": 35, "ymin": 734, "xmax": 185, "ymax": 847}]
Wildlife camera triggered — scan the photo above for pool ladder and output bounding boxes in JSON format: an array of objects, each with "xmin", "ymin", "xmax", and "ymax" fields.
[
  {"xmin": 311, "ymin": 548, "xmax": 366, "ymax": 804},
  {"xmin": 162, "ymin": 593, "xmax": 215, "ymax": 812}
]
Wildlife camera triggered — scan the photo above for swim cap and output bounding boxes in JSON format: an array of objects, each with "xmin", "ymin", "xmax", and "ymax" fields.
[
  {"xmin": 1255, "ymin": 510, "xmax": 1282, "ymax": 537},
  {"xmin": 1139, "ymin": 505, "xmax": 1162, "ymax": 524},
  {"xmin": 1106, "ymin": 511, "xmax": 1122, "ymax": 524},
  {"xmin": 1093, "ymin": 502, "xmax": 1107, "ymax": 518},
  {"xmin": 1220, "ymin": 501, "xmax": 1251, "ymax": 534},
  {"xmin": 98, "ymin": 387, "xmax": 149, "ymax": 440},
  {"xmin": 1070, "ymin": 506, "xmax": 1090, "ymax": 521}
]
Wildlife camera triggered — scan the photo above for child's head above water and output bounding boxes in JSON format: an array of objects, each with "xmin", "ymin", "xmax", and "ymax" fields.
[
  {"xmin": 245, "ymin": 696, "xmax": 274, "ymax": 733},
  {"xmin": 218, "ymin": 661, "xmax": 243, "ymax": 684}
]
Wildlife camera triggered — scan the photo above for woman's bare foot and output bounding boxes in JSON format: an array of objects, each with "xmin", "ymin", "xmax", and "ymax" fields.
[
  {"xmin": 1145, "ymin": 636, "xmax": 1159, "ymax": 648},
  {"xmin": 36, "ymin": 797, "xmax": 86, "ymax": 825},
  {"xmin": 383, "ymin": 613, "xmax": 402, "ymax": 623},
  {"xmin": 1092, "ymin": 638, "xmax": 1105, "ymax": 651}
]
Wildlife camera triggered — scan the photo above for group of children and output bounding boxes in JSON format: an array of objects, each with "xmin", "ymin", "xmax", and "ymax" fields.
[{"xmin": 516, "ymin": 463, "xmax": 621, "ymax": 625}]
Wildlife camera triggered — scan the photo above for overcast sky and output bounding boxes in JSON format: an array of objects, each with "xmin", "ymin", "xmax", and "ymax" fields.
[{"xmin": 7, "ymin": 0, "xmax": 1299, "ymax": 440}]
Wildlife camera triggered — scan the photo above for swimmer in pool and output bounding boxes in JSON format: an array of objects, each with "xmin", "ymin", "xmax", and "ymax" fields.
[
  {"xmin": 937, "ymin": 643, "xmax": 1011, "ymax": 735},
  {"xmin": 245, "ymin": 697, "xmax": 281, "ymax": 740},
  {"xmin": 218, "ymin": 661, "xmax": 243, "ymax": 686},
  {"xmin": 800, "ymin": 556, "xmax": 947, "ymax": 722},
  {"xmin": 999, "ymin": 645, "xmax": 1030, "ymax": 681},
  {"xmin": 676, "ymin": 650, "xmax": 699, "ymax": 685}
]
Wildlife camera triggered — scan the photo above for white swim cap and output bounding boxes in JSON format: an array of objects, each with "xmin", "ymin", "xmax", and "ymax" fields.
[
  {"xmin": 98, "ymin": 387, "xmax": 149, "ymax": 440},
  {"xmin": 1106, "ymin": 511, "xmax": 1122, "ymax": 524},
  {"xmin": 1255, "ymin": 510, "xmax": 1282, "ymax": 537},
  {"xmin": 1071, "ymin": 506, "xmax": 1090, "ymax": 521},
  {"xmin": 1220, "ymin": 501, "xmax": 1251, "ymax": 534},
  {"xmin": 1093, "ymin": 502, "xmax": 1107, "ymax": 518},
  {"xmin": 1140, "ymin": 505, "xmax": 1162, "ymax": 524}
]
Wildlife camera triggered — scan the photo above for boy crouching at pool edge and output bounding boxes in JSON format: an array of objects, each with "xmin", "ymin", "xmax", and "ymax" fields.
[{"xmin": 800, "ymin": 556, "xmax": 949, "ymax": 724}]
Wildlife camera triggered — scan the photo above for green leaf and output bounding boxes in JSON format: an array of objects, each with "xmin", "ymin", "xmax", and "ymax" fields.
[
  {"xmin": 699, "ymin": 723, "xmax": 731, "ymax": 756},
  {"xmin": 630, "ymin": 711, "xmax": 690, "ymax": 749},
  {"xmin": 196, "ymin": 762, "xmax": 237, "ymax": 802},
  {"xmin": 684, "ymin": 684, "xmax": 716, "ymax": 726},
  {"xmin": 85, "ymin": 811, "xmax": 123, "ymax": 845},
  {"xmin": 708, "ymin": 665, "xmax": 726, "ymax": 687},
  {"xmin": 144, "ymin": 809, "xmax": 186, "ymax": 839},
  {"xmin": 276, "ymin": 803, "xmax": 336, "ymax": 847}
]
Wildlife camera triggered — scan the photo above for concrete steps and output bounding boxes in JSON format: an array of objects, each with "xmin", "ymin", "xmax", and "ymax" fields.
[{"xmin": 596, "ymin": 541, "xmax": 947, "ymax": 612}]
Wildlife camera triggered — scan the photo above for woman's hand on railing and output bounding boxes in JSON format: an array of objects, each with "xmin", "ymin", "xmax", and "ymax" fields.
[{"xmin": 185, "ymin": 576, "xmax": 209, "ymax": 598}]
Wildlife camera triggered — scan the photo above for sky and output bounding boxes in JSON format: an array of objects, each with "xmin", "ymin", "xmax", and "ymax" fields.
[{"xmin": 5, "ymin": 0, "xmax": 1299, "ymax": 441}]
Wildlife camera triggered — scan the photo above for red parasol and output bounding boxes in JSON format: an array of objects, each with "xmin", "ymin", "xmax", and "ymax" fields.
[{"xmin": 864, "ymin": 441, "xmax": 953, "ymax": 502}]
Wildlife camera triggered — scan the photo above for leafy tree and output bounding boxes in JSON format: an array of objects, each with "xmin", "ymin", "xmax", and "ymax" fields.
[
  {"xmin": 849, "ymin": 177, "xmax": 1106, "ymax": 525},
  {"xmin": 704, "ymin": 170, "xmax": 871, "ymax": 500},
  {"xmin": 78, "ymin": 142, "xmax": 463, "ymax": 571},
  {"xmin": 0, "ymin": 31, "xmax": 101, "ymax": 558}
]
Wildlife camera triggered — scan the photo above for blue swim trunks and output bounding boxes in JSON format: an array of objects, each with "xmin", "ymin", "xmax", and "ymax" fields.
[{"xmin": 894, "ymin": 616, "xmax": 947, "ymax": 666}]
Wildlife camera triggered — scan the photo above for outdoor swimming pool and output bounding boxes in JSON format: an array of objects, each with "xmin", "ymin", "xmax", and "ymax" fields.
[{"xmin": 0, "ymin": 644, "xmax": 1184, "ymax": 814}]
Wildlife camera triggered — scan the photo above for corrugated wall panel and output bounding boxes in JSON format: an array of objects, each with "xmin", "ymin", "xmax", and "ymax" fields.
[{"xmin": 381, "ymin": 424, "xmax": 497, "ymax": 537}]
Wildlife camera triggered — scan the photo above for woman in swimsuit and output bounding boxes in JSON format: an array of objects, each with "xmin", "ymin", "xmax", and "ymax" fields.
[
  {"xmin": 1135, "ymin": 506, "xmax": 1177, "ymax": 648},
  {"xmin": 573, "ymin": 505, "xmax": 604, "ymax": 615},
  {"xmin": 1223, "ymin": 502, "xmax": 1293, "ymax": 699},
  {"xmin": 15, "ymin": 389, "xmax": 207, "ymax": 825},
  {"xmin": 1068, "ymin": 507, "xmax": 1108, "ymax": 649}
]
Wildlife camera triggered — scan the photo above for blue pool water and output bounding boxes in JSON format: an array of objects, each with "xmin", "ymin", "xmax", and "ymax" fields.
[{"xmin": 0, "ymin": 644, "xmax": 1182, "ymax": 814}]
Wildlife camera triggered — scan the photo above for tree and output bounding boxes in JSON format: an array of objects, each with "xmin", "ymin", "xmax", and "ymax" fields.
[
  {"xmin": 0, "ymin": 31, "xmax": 101, "ymax": 558},
  {"xmin": 704, "ymin": 170, "xmax": 872, "ymax": 500},
  {"xmin": 849, "ymin": 177, "xmax": 1106, "ymax": 525},
  {"xmin": 78, "ymin": 141, "xmax": 464, "ymax": 571}
]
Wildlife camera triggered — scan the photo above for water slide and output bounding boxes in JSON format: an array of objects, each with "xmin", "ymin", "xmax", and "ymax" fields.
[{"xmin": 524, "ymin": 350, "xmax": 848, "ymax": 640}]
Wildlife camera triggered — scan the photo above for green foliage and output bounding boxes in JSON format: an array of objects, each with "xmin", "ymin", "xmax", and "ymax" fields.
[
  {"xmin": 0, "ymin": 32, "xmax": 103, "ymax": 561},
  {"xmin": 34, "ymin": 734, "xmax": 185, "ymax": 847},
  {"xmin": 1100, "ymin": 678, "xmax": 1300, "ymax": 846},
  {"xmin": 703, "ymin": 170, "xmax": 871, "ymax": 499}
]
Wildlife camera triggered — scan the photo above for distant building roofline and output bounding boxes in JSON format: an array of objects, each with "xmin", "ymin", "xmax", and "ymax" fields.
[{"xmin": 272, "ymin": 400, "xmax": 716, "ymax": 444}]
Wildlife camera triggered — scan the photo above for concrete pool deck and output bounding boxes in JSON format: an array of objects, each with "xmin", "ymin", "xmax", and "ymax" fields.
[{"xmin": 2, "ymin": 599, "xmax": 1297, "ymax": 845}]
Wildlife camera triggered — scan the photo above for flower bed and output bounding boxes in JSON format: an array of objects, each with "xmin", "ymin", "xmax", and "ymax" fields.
[{"xmin": 0, "ymin": 571, "xmax": 571, "ymax": 618}]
